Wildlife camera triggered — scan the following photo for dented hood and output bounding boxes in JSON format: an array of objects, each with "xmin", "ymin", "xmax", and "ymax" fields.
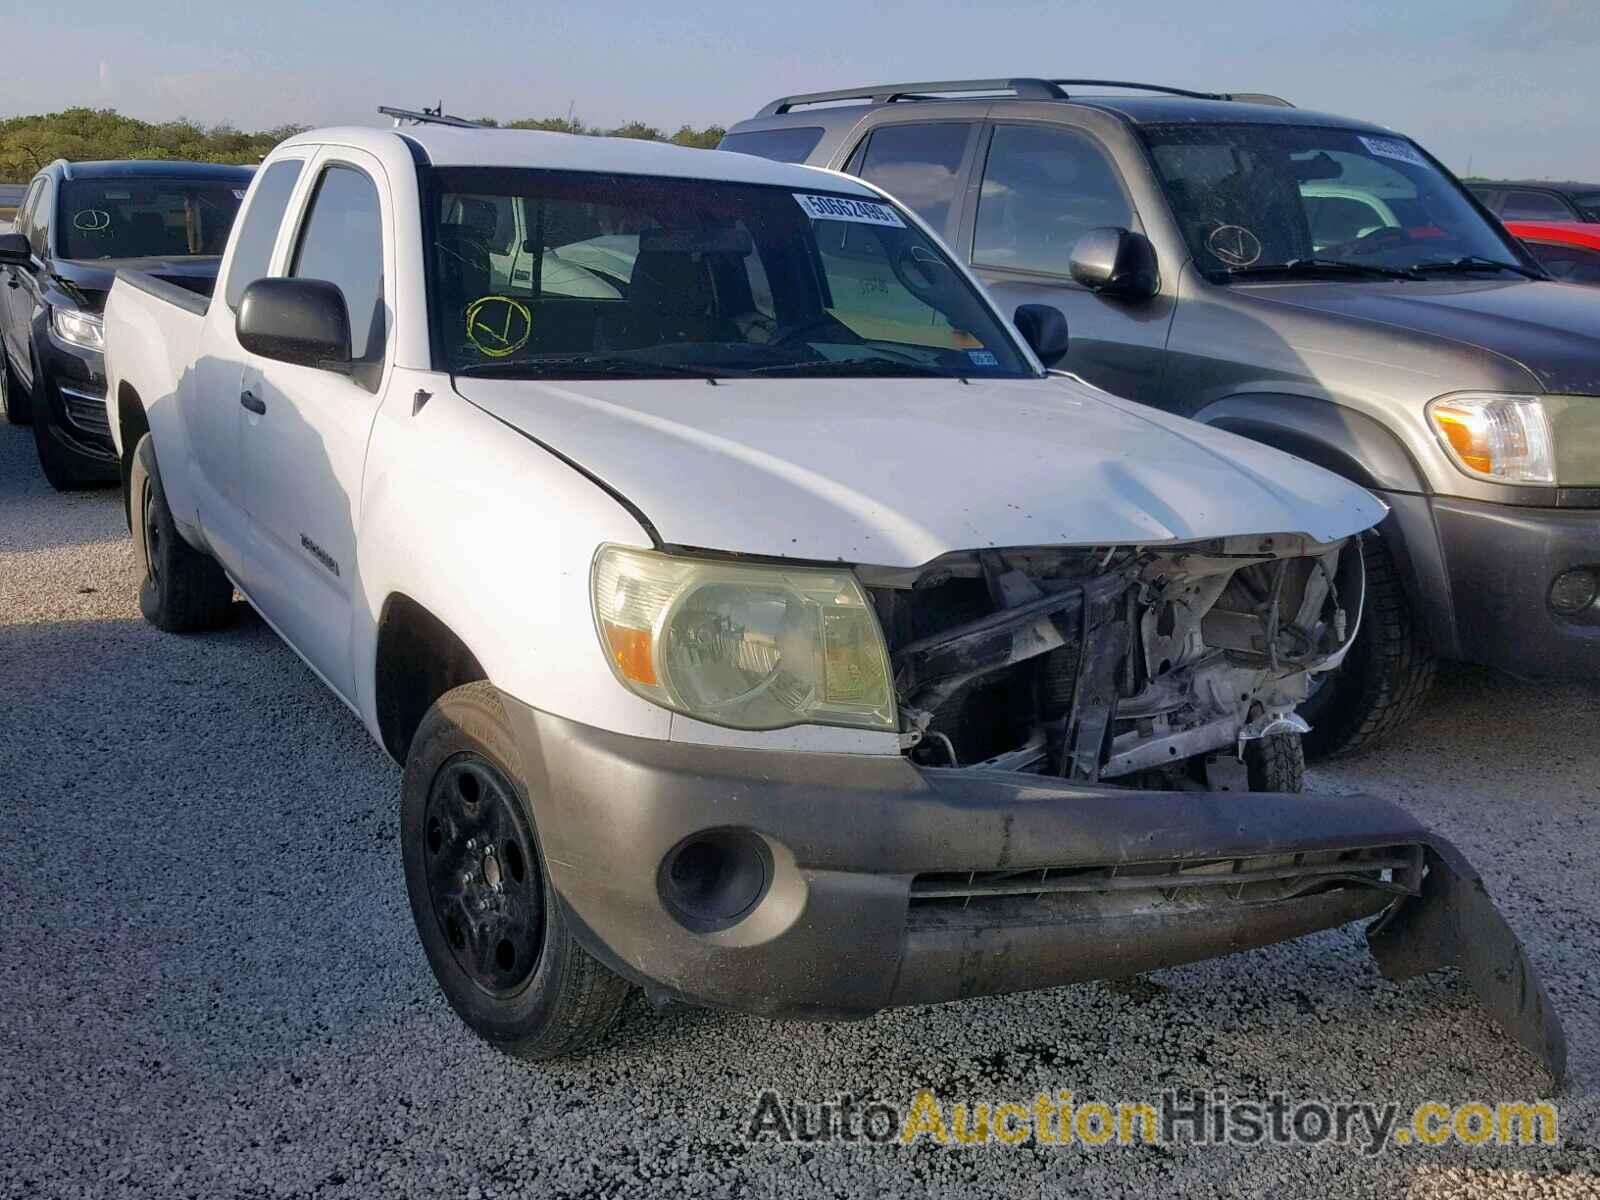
[{"xmin": 454, "ymin": 373, "xmax": 1385, "ymax": 564}]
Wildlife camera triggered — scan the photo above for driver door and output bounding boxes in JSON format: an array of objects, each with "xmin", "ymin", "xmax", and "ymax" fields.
[{"xmin": 239, "ymin": 149, "xmax": 392, "ymax": 701}]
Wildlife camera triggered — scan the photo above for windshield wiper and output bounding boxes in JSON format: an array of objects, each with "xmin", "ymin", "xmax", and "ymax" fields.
[
  {"xmin": 1410, "ymin": 255, "xmax": 1546, "ymax": 280},
  {"xmin": 1222, "ymin": 258, "xmax": 1420, "ymax": 281},
  {"xmin": 742, "ymin": 357, "xmax": 953, "ymax": 378},
  {"xmin": 452, "ymin": 354, "xmax": 740, "ymax": 380}
]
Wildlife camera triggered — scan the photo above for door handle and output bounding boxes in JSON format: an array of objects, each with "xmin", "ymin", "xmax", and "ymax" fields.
[{"xmin": 240, "ymin": 389, "xmax": 266, "ymax": 415}]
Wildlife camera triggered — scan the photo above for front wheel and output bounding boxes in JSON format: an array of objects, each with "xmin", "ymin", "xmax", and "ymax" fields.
[
  {"xmin": 1243, "ymin": 731, "xmax": 1305, "ymax": 792},
  {"xmin": 401, "ymin": 681, "xmax": 632, "ymax": 1060},
  {"xmin": 1299, "ymin": 531, "xmax": 1436, "ymax": 759},
  {"xmin": 1, "ymin": 353, "xmax": 29, "ymax": 425}
]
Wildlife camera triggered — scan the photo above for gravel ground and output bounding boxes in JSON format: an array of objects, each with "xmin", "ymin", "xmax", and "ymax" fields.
[{"xmin": 2, "ymin": 421, "xmax": 1597, "ymax": 1199}]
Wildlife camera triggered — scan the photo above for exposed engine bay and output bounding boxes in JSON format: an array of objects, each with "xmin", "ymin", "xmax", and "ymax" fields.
[{"xmin": 859, "ymin": 533, "xmax": 1364, "ymax": 784}]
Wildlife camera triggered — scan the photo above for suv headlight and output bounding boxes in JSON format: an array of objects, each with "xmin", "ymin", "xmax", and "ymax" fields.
[
  {"xmin": 50, "ymin": 307, "xmax": 105, "ymax": 352},
  {"xmin": 591, "ymin": 545, "xmax": 896, "ymax": 732},
  {"xmin": 1427, "ymin": 393, "xmax": 1554, "ymax": 484}
]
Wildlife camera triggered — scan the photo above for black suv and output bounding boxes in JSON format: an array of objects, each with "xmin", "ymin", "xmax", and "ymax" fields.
[
  {"xmin": 723, "ymin": 79, "xmax": 1600, "ymax": 757},
  {"xmin": 0, "ymin": 159, "xmax": 253, "ymax": 489}
]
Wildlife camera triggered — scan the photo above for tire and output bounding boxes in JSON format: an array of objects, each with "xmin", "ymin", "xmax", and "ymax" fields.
[
  {"xmin": 401, "ymin": 681, "xmax": 632, "ymax": 1060},
  {"xmin": 129, "ymin": 434, "xmax": 235, "ymax": 632},
  {"xmin": 1243, "ymin": 732, "xmax": 1305, "ymax": 792},
  {"xmin": 1299, "ymin": 531, "xmax": 1436, "ymax": 760},
  {"xmin": 1, "ymin": 352, "xmax": 29, "ymax": 425},
  {"xmin": 30, "ymin": 371, "xmax": 102, "ymax": 491}
]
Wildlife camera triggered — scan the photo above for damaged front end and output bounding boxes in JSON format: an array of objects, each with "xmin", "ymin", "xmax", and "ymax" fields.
[
  {"xmin": 853, "ymin": 535, "xmax": 1565, "ymax": 1085},
  {"xmin": 863, "ymin": 531, "xmax": 1361, "ymax": 782}
]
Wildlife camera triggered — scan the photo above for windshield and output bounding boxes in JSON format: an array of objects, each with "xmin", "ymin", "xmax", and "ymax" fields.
[
  {"xmin": 56, "ymin": 178, "xmax": 246, "ymax": 260},
  {"xmin": 427, "ymin": 168, "xmax": 1033, "ymax": 379},
  {"xmin": 1140, "ymin": 123, "xmax": 1526, "ymax": 279}
]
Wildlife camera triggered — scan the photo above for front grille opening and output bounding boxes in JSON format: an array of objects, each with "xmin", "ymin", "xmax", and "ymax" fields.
[{"xmin": 909, "ymin": 845, "xmax": 1425, "ymax": 912}]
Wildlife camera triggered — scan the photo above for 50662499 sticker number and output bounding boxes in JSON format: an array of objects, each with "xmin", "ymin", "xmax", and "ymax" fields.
[{"xmin": 794, "ymin": 194, "xmax": 906, "ymax": 228}]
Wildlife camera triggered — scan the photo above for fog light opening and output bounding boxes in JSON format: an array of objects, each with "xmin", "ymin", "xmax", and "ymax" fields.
[
  {"xmin": 658, "ymin": 829, "xmax": 772, "ymax": 932},
  {"xmin": 1548, "ymin": 568, "xmax": 1599, "ymax": 617}
]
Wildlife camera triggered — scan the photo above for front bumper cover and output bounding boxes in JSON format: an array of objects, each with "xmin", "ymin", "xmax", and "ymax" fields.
[{"xmin": 505, "ymin": 699, "xmax": 1566, "ymax": 1085}]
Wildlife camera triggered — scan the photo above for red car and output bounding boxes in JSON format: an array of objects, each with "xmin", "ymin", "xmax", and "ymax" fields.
[{"xmin": 1505, "ymin": 220, "xmax": 1600, "ymax": 284}]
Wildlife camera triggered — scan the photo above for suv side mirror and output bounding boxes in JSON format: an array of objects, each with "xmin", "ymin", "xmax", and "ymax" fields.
[
  {"xmin": 1068, "ymin": 227, "xmax": 1159, "ymax": 301},
  {"xmin": 236, "ymin": 278, "xmax": 352, "ymax": 371},
  {"xmin": 0, "ymin": 232, "xmax": 32, "ymax": 267},
  {"xmin": 1013, "ymin": 304, "xmax": 1070, "ymax": 369}
]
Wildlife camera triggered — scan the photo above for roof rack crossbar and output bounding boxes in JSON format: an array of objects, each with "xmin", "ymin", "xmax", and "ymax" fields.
[
  {"xmin": 756, "ymin": 78, "xmax": 1293, "ymax": 117},
  {"xmin": 379, "ymin": 105, "xmax": 489, "ymax": 130},
  {"xmin": 758, "ymin": 78, "xmax": 1066, "ymax": 116}
]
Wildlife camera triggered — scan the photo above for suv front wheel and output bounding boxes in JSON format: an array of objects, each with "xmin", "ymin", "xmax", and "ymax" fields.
[{"xmin": 1300, "ymin": 531, "xmax": 1436, "ymax": 759}]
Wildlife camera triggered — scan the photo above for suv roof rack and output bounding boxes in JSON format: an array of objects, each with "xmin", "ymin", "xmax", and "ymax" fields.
[
  {"xmin": 756, "ymin": 78, "xmax": 1292, "ymax": 116},
  {"xmin": 379, "ymin": 105, "xmax": 489, "ymax": 130}
]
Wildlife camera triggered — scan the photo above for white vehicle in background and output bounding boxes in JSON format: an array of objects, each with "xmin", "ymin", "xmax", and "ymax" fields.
[{"xmin": 98, "ymin": 110, "xmax": 1563, "ymax": 1082}]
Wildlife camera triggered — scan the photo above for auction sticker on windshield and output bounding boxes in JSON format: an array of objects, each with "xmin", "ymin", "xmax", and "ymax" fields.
[
  {"xmin": 1359, "ymin": 136, "xmax": 1426, "ymax": 167},
  {"xmin": 794, "ymin": 194, "xmax": 906, "ymax": 227}
]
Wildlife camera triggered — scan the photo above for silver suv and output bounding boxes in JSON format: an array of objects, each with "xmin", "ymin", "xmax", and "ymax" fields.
[{"xmin": 723, "ymin": 78, "xmax": 1600, "ymax": 757}]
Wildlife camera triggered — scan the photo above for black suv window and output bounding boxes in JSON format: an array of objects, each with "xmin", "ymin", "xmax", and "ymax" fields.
[
  {"xmin": 847, "ymin": 123, "xmax": 973, "ymax": 234},
  {"xmin": 225, "ymin": 159, "xmax": 305, "ymax": 310},
  {"xmin": 1500, "ymin": 190, "xmax": 1572, "ymax": 221},
  {"xmin": 974, "ymin": 124, "xmax": 1132, "ymax": 276},
  {"xmin": 291, "ymin": 165, "xmax": 385, "ymax": 364},
  {"xmin": 20, "ymin": 180, "xmax": 48, "ymax": 257}
]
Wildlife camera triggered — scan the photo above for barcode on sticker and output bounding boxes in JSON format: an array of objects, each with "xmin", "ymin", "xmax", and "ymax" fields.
[
  {"xmin": 1359, "ymin": 136, "xmax": 1426, "ymax": 167},
  {"xmin": 794, "ymin": 193, "xmax": 906, "ymax": 227}
]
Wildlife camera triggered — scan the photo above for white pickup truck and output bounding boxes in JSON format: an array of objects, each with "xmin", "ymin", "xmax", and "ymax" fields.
[{"xmin": 102, "ymin": 120, "xmax": 1563, "ymax": 1080}]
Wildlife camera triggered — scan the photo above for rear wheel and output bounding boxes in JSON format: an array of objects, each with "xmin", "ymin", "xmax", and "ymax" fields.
[
  {"xmin": 401, "ymin": 682, "xmax": 631, "ymax": 1059},
  {"xmin": 1, "ymin": 353, "xmax": 29, "ymax": 425},
  {"xmin": 129, "ymin": 434, "xmax": 235, "ymax": 632},
  {"xmin": 1300, "ymin": 531, "xmax": 1436, "ymax": 759}
]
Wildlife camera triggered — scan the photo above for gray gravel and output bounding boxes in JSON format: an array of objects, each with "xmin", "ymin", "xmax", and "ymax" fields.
[{"xmin": 2, "ymin": 420, "xmax": 1597, "ymax": 1199}]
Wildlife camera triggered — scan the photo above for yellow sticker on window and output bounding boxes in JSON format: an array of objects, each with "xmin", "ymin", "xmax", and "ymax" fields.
[{"xmin": 465, "ymin": 295, "xmax": 533, "ymax": 358}]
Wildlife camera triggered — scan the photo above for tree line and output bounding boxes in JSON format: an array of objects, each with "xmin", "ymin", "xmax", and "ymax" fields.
[{"xmin": 0, "ymin": 108, "xmax": 729, "ymax": 182}]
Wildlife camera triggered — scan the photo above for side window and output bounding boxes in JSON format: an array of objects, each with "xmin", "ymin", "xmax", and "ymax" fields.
[
  {"xmin": 25, "ymin": 181, "xmax": 50, "ymax": 257},
  {"xmin": 14, "ymin": 181, "xmax": 43, "ymax": 254},
  {"xmin": 974, "ymin": 124, "xmax": 1133, "ymax": 277},
  {"xmin": 225, "ymin": 159, "xmax": 305, "ymax": 310},
  {"xmin": 1500, "ymin": 190, "xmax": 1572, "ymax": 221},
  {"xmin": 849, "ymin": 123, "xmax": 973, "ymax": 234},
  {"xmin": 290, "ymin": 165, "xmax": 385, "ymax": 366},
  {"xmin": 718, "ymin": 127, "xmax": 825, "ymax": 164}
]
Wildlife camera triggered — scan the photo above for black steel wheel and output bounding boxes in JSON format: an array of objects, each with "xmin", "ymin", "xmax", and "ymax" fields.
[
  {"xmin": 423, "ymin": 755, "xmax": 545, "ymax": 996},
  {"xmin": 401, "ymin": 682, "xmax": 632, "ymax": 1059}
]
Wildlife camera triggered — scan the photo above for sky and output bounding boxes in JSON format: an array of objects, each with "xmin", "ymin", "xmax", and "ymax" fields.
[{"xmin": 0, "ymin": 0, "xmax": 1594, "ymax": 179}]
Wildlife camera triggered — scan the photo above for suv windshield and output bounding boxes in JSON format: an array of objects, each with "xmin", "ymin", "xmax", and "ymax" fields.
[
  {"xmin": 1140, "ymin": 124, "xmax": 1526, "ymax": 280},
  {"xmin": 57, "ymin": 177, "xmax": 245, "ymax": 260},
  {"xmin": 428, "ymin": 168, "xmax": 1033, "ymax": 379}
]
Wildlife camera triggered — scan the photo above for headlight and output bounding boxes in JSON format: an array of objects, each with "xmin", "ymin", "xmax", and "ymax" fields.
[
  {"xmin": 50, "ymin": 307, "xmax": 105, "ymax": 352},
  {"xmin": 591, "ymin": 545, "xmax": 896, "ymax": 733},
  {"xmin": 1427, "ymin": 393, "xmax": 1554, "ymax": 484}
]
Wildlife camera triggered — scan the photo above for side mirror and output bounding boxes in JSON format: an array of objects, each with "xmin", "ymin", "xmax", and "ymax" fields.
[
  {"xmin": 0, "ymin": 232, "xmax": 32, "ymax": 268},
  {"xmin": 236, "ymin": 278, "xmax": 352, "ymax": 370},
  {"xmin": 1068, "ymin": 227, "xmax": 1159, "ymax": 301},
  {"xmin": 1013, "ymin": 304, "xmax": 1070, "ymax": 369}
]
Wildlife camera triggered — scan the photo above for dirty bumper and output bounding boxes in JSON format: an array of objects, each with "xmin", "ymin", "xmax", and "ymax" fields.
[{"xmin": 506, "ymin": 701, "xmax": 1566, "ymax": 1085}]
